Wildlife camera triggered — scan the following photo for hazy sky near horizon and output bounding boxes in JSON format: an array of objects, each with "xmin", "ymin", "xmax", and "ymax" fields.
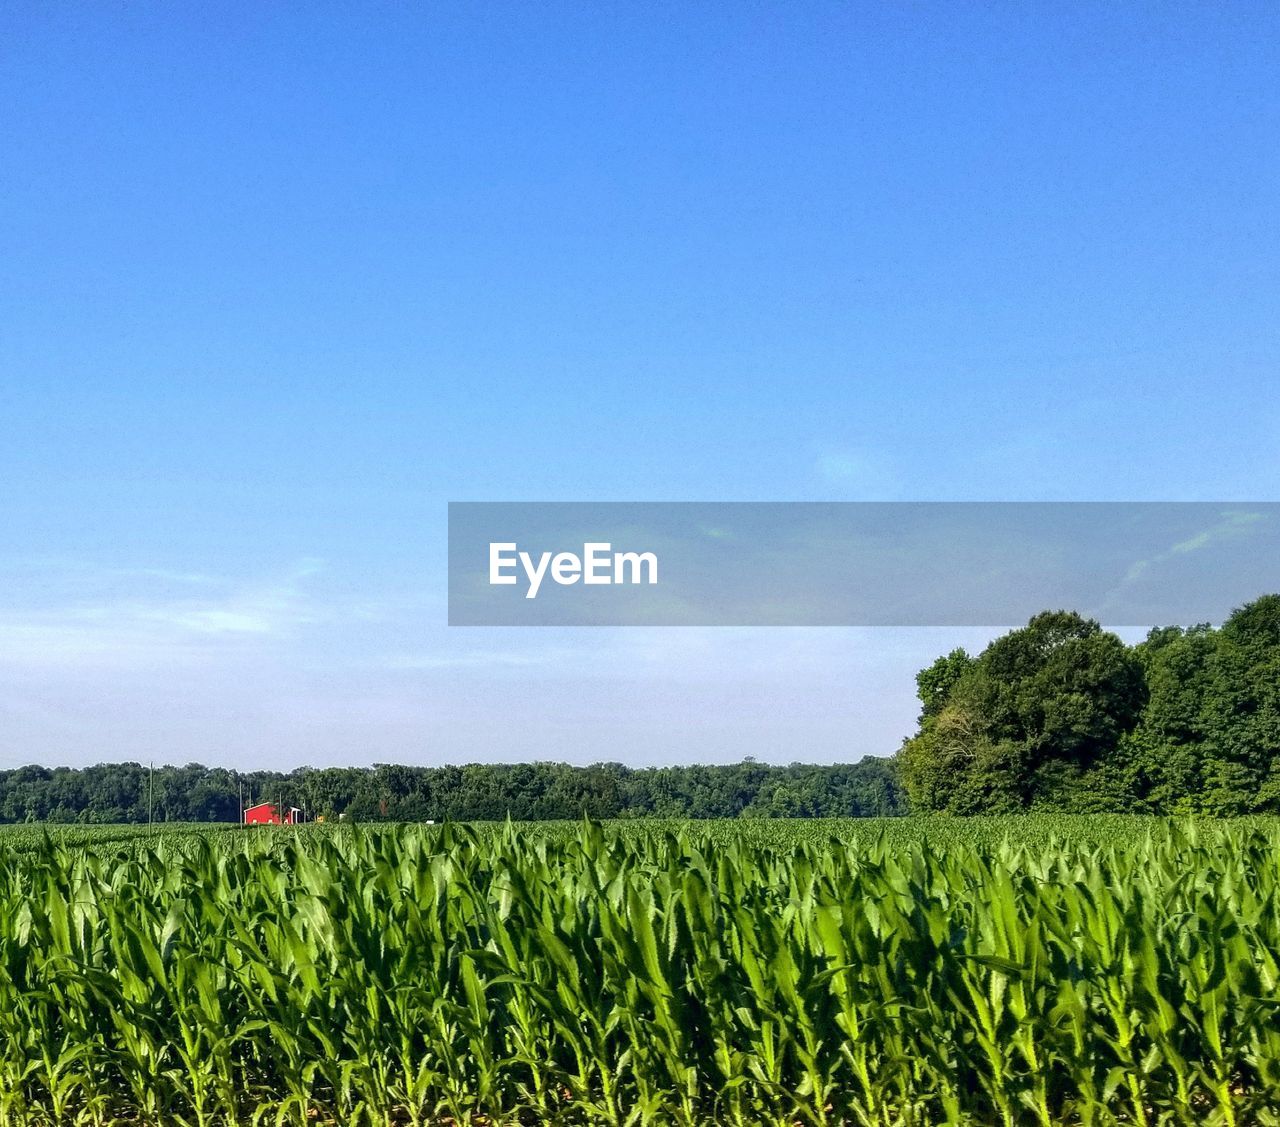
[{"xmin": 2, "ymin": 4, "xmax": 1278, "ymax": 769}]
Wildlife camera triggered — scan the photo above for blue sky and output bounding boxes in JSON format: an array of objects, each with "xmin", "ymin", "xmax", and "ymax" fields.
[{"xmin": 1, "ymin": 4, "xmax": 1277, "ymax": 768}]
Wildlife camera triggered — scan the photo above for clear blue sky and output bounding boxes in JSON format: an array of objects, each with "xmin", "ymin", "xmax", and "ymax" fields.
[{"xmin": 2, "ymin": 3, "xmax": 1277, "ymax": 768}]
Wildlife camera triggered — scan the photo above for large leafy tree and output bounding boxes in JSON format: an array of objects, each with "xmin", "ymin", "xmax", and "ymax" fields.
[
  {"xmin": 899, "ymin": 611, "xmax": 1146, "ymax": 812},
  {"xmin": 1116, "ymin": 623, "xmax": 1217, "ymax": 812},
  {"xmin": 1116, "ymin": 596, "xmax": 1280, "ymax": 814},
  {"xmin": 1200, "ymin": 595, "xmax": 1280, "ymax": 813}
]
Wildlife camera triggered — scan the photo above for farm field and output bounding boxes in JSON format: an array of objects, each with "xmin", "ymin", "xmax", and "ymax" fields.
[{"xmin": 1, "ymin": 818, "xmax": 1278, "ymax": 1126}]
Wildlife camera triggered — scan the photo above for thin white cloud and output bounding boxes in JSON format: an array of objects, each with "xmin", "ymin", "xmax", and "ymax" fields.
[
  {"xmin": 377, "ymin": 649, "xmax": 575, "ymax": 671},
  {"xmin": 1114, "ymin": 510, "xmax": 1267, "ymax": 596},
  {"xmin": 0, "ymin": 558, "xmax": 328, "ymax": 667}
]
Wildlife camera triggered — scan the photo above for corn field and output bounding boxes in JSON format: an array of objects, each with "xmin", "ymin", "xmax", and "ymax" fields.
[{"xmin": 1, "ymin": 820, "xmax": 1279, "ymax": 1126}]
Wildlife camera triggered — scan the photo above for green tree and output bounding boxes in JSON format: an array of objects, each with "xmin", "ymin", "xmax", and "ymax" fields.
[
  {"xmin": 1201, "ymin": 595, "xmax": 1280, "ymax": 813},
  {"xmin": 915, "ymin": 648, "xmax": 973, "ymax": 722},
  {"xmin": 899, "ymin": 611, "xmax": 1146, "ymax": 812}
]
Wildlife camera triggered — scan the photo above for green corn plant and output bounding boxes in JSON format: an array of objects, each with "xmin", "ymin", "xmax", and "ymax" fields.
[{"xmin": 2, "ymin": 817, "xmax": 1280, "ymax": 1123}]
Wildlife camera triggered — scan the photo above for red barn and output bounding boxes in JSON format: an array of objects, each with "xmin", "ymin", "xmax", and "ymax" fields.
[{"xmin": 243, "ymin": 802, "xmax": 302, "ymax": 825}]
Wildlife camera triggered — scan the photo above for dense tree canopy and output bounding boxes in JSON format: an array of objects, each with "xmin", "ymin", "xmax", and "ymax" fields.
[{"xmin": 899, "ymin": 595, "xmax": 1280, "ymax": 814}]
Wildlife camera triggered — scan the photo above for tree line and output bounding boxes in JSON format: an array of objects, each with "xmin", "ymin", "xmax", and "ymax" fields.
[
  {"xmin": 899, "ymin": 593, "xmax": 1280, "ymax": 814},
  {"xmin": 4, "ymin": 592, "xmax": 1276, "ymax": 823},
  {"xmin": 0, "ymin": 757, "xmax": 904, "ymax": 824}
]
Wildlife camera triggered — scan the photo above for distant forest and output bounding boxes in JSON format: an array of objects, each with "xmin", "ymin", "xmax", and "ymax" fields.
[
  {"xmin": 0, "ymin": 758, "xmax": 904, "ymax": 824},
  {"xmin": 5, "ymin": 593, "xmax": 1278, "ymax": 823}
]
